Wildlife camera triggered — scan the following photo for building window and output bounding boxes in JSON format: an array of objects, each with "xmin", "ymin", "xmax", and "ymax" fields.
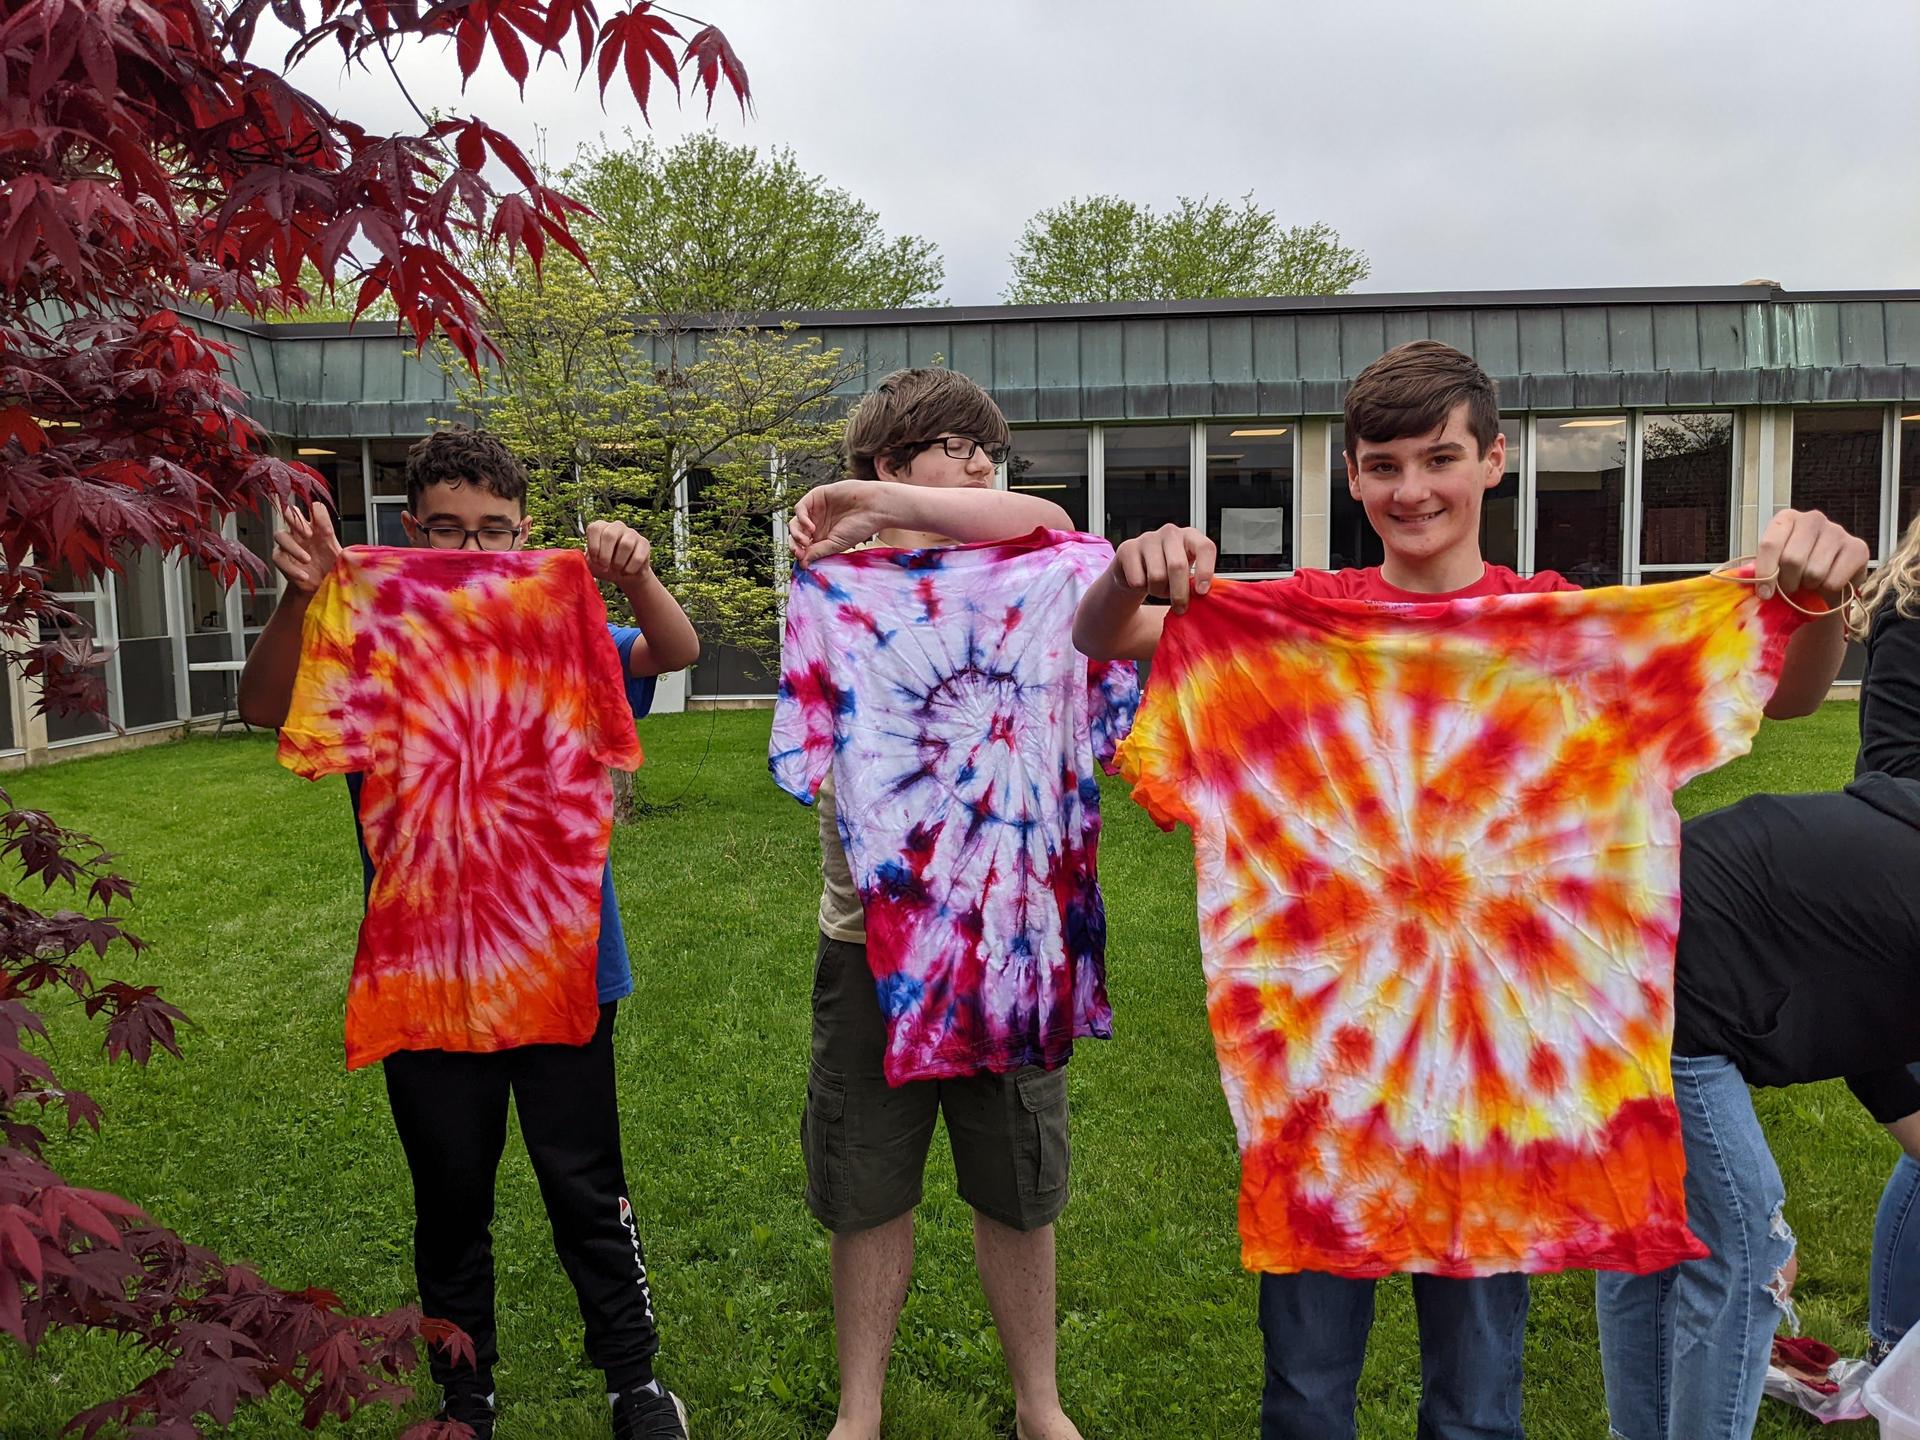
[
  {"xmin": 1640, "ymin": 412, "xmax": 1734, "ymax": 573},
  {"xmin": 38, "ymin": 596, "xmax": 110, "ymax": 743},
  {"xmin": 1327, "ymin": 424, "xmax": 1382, "ymax": 571},
  {"xmin": 1102, "ymin": 425, "xmax": 1190, "ymax": 547},
  {"xmin": 1328, "ymin": 420, "xmax": 1520, "ymax": 574},
  {"xmin": 113, "ymin": 547, "xmax": 178, "ymax": 730},
  {"xmin": 1205, "ymin": 424, "xmax": 1293, "ymax": 574},
  {"xmin": 1791, "ymin": 408, "xmax": 1884, "ymax": 559},
  {"xmin": 293, "ymin": 440, "xmax": 366, "ymax": 545},
  {"xmin": 1898, "ymin": 409, "xmax": 1920, "ymax": 541},
  {"xmin": 1007, "ymin": 428, "xmax": 1089, "ymax": 533},
  {"xmin": 1534, "ymin": 415, "xmax": 1627, "ymax": 588}
]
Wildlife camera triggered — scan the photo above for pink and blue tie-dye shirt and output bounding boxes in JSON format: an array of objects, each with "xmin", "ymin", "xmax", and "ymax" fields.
[{"xmin": 770, "ymin": 528, "xmax": 1140, "ymax": 1085}]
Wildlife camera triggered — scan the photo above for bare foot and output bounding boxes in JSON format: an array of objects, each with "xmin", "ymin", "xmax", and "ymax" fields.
[
  {"xmin": 1015, "ymin": 1409, "xmax": 1085, "ymax": 1440},
  {"xmin": 826, "ymin": 1416, "xmax": 881, "ymax": 1440}
]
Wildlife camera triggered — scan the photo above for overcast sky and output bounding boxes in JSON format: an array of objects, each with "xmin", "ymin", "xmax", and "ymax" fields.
[{"xmin": 263, "ymin": 0, "xmax": 1920, "ymax": 305}]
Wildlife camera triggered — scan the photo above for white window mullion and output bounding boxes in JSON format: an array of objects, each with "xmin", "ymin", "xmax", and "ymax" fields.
[
  {"xmin": 1088, "ymin": 427, "xmax": 1106, "ymax": 540},
  {"xmin": 1189, "ymin": 421, "xmax": 1207, "ymax": 532},
  {"xmin": 1624, "ymin": 411, "xmax": 1644, "ymax": 586},
  {"xmin": 1519, "ymin": 415, "xmax": 1538, "ymax": 576}
]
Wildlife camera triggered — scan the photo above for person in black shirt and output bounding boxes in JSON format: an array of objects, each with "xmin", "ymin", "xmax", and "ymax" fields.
[{"xmin": 1597, "ymin": 526, "xmax": 1920, "ymax": 1440}]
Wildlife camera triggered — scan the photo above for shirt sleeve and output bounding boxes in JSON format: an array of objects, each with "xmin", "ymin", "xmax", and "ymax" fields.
[
  {"xmin": 276, "ymin": 560, "xmax": 383, "ymax": 780},
  {"xmin": 1619, "ymin": 574, "xmax": 1810, "ymax": 793},
  {"xmin": 1847, "ymin": 1066, "xmax": 1920, "ymax": 1125},
  {"xmin": 559, "ymin": 552, "xmax": 642, "ymax": 773},
  {"xmin": 1859, "ymin": 609, "xmax": 1920, "ymax": 782},
  {"xmin": 1113, "ymin": 606, "xmax": 1200, "ymax": 831},
  {"xmin": 607, "ymin": 625, "xmax": 661, "ymax": 720},
  {"xmin": 768, "ymin": 564, "xmax": 841, "ymax": 805},
  {"xmin": 1087, "ymin": 659, "xmax": 1140, "ymax": 774}
]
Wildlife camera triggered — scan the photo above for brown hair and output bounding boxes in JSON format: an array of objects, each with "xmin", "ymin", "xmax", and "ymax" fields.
[
  {"xmin": 406, "ymin": 426, "xmax": 529, "ymax": 512},
  {"xmin": 1344, "ymin": 340, "xmax": 1500, "ymax": 459},
  {"xmin": 1848, "ymin": 509, "xmax": 1920, "ymax": 640},
  {"xmin": 843, "ymin": 368, "xmax": 1011, "ymax": 482}
]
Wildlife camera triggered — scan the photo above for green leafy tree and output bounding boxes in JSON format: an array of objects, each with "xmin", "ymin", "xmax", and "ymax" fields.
[
  {"xmin": 565, "ymin": 131, "xmax": 945, "ymax": 313},
  {"xmin": 1006, "ymin": 193, "xmax": 1369, "ymax": 303},
  {"xmin": 445, "ymin": 251, "xmax": 854, "ymax": 666}
]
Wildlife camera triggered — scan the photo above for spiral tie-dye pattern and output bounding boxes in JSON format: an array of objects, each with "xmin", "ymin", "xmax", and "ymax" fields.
[
  {"xmin": 280, "ymin": 547, "xmax": 643, "ymax": 1069},
  {"xmin": 1117, "ymin": 574, "xmax": 1805, "ymax": 1277},
  {"xmin": 770, "ymin": 528, "xmax": 1140, "ymax": 1084}
]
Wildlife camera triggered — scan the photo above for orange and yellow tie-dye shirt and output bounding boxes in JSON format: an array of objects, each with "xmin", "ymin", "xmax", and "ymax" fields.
[
  {"xmin": 279, "ymin": 548, "xmax": 643, "ymax": 1069},
  {"xmin": 1117, "ymin": 573, "xmax": 1807, "ymax": 1278}
]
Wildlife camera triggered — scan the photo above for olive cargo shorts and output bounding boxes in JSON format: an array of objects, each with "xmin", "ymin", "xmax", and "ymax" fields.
[{"xmin": 802, "ymin": 933, "xmax": 1071, "ymax": 1234}]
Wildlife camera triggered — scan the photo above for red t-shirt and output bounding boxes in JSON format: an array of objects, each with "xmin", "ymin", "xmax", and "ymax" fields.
[{"xmin": 1285, "ymin": 563, "xmax": 1580, "ymax": 601}]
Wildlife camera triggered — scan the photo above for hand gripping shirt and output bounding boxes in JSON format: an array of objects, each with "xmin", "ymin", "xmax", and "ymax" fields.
[
  {"xmin": 1117, "ymin": 572, "xmax": 1808, "ymax": 1278},
  {"xmin": 770, "ymin": 528, "xmax": 1140, "ymax": 1084},
  {"xmin": 279, "ymin": 547, "xmax": 643, "ymax": 1069}
]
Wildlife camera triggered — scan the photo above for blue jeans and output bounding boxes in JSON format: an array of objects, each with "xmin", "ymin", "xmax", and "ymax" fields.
[
  {"xmin": 1596, "ymin": 1054, "xmax": 1796, "ymax": 1440},
  {"xmin": 1873, "ymin": 1150, "xmax": 1920, "ymax": 1360},
  {"xmin": 1258, "ymin": 1269, "xmax": 1528, "ymax": 1439}
]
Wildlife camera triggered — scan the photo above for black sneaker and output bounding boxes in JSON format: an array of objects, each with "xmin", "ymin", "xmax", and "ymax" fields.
[
  {"xmin": 609, "ymin": 1385, "xmax": 689, "ymax": 1440},
  {"xmin": 434, "ymin": 1386, "xmax": 496, "ymax": 1440}
]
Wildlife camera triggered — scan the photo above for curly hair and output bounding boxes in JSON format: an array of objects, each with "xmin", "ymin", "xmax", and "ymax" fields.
[{"xmin": 405, "ymin": 427, "xmax": 529, "ymax": 512}]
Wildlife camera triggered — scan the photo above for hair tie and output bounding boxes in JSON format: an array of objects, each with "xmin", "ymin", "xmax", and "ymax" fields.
[{"xmin": 1710, "ymin": 555, "xmax": 1853, "ymax": 620}]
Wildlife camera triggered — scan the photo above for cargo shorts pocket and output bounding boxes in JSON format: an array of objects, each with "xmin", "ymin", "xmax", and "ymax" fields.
[
  {"xmin": 802, "ymin": 1061, "xmax": 849, "ymax": 1212},
  {"xmin": 1013, "ymin": 1066, "xmax": 1070, "ymax": 1201}
]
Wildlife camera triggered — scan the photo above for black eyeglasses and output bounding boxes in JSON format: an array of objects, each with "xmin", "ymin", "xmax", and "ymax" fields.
[
  {"xmin": 909, "ymin": 436, "xmax": 1012, "ymax": 466},
  {"xmin": 418, "ymin": 522, "xmax": 522, "ymax": 551}
]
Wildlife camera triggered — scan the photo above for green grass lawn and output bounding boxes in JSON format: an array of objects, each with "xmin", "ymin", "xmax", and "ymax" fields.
[{"xmin": 0, "ymin": 703, "xmax": 1894, "ymax": 1439}]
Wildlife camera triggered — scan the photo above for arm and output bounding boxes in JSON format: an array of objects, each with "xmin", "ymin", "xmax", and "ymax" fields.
[
  {"xmin": 787, "ymin": 480, "xmax": 1070, "ymax": 562},
  {"xmin": 1858, "ymin": 611, "xmax": 1920, "ymax": 781},
  {"xmin": 1757, "ymin": 508, "xmax": 1872, "ymax": 719},
  {"xmin": 1888, "ymin": 1109, "xmax": 1920, "ymax": 1166},
  {"xmin": 585, "ymin": 520, "xmax": 700, "ymax": 677},
  {"xmin": 1072, "ymin": 523, "xmax": 1217, "ymax": 663},
  {"xmin": 236, "ymin": 503, "xmax": 341, "ymax": 729}
]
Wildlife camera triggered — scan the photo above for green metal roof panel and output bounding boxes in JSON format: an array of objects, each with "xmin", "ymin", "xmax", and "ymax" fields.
[{"xmin": 191, "ymin": 289, "xmax": 1920, "ymax": 437}]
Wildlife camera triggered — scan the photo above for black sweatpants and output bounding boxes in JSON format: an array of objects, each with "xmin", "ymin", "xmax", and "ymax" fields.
[{"xmin": 382, "ymin": 1002, "xmax": 660, "ymax": 1394}]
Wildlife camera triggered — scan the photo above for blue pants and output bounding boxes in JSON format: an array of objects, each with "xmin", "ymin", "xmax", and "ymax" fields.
[
  {"xmin": 1873, "ymin": 1151, "xmax": 1920, "ymax": 1359},
  {"xmin": 1258, "ymin": 1269, "xmax": 1528, "ymax": 1439},
  {"xmin": 1595, "ymin": 1054, "xmax": 1796, "ymax": 1440}
]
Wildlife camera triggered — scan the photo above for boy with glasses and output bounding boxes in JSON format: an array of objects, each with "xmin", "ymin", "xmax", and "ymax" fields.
[
  {"xmin": 783, "ymin": 368, "xmax": 1088, "ymax": 1440},
  {"xmin": 238, "ymin": 427, "xmax": 701, "ymax": 1440}
]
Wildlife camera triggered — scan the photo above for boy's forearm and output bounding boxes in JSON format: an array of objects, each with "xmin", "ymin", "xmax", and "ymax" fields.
[
  {"xmin": 236, "ymin": 590, "xmax": 310, "ymax": 729},
  {"xmin": 615, "ymin": 568, "xmax": 700, "ymax": 675},
  {"xmin": 1765, "ymin": 620, "xmax": 1846, "ymax": 719},
  {"xmin": 880, "ymin": 482, "xmax": 1071, "ymax": 541},
  {"xmin": 1073, "ymin": 564, "xmax": 1163, "ymax": 662}
]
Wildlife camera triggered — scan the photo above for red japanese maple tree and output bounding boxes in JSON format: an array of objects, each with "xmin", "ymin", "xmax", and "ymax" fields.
[{"xmin": 0, "ymin": 2, "xmax": 747, "ymax": 1434}]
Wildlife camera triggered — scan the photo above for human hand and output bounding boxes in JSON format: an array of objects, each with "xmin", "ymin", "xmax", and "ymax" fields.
[
  {"xmin": 272, "ymin": 501, "xmax": 344, "ymax": 595},
  {"xmin": 789, "ymin": 480, "xmax": 889, "ymax": 564},
  {"xmin": 585, "ymin": 519, "xmax": 654, "ymax": 583},
  {"xmin": 1111, "ymin": 523, "xmax": 1218, "ymax": 614},
  {"xmin": 1757, "ymin": 508, "xmax": 1871, "ymax": 606}
]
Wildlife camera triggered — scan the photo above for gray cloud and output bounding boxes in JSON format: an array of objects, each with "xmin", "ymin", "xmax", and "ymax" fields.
[{"xmin": 263, "ymin": 0, "xmax": 1920, "ymax": 303}]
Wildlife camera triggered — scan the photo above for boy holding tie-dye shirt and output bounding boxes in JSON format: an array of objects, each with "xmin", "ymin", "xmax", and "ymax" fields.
[
  {"xmin": 237, "ymin": 429, "xmax": 701, "ymax": 1440},
  {"xmin": 1072, "ymin": 341, "xmax": 1867, "ymax": 1440},
  {"xmin": 784, "ymin": 368, "xmax": 1097, "ymax": 1440}
]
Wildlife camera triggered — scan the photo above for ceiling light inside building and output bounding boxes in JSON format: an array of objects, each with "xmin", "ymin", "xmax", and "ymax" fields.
[
  {"xmin": 1230, "ymin": 427, "xmax": 1290, "ymax": 437},
  {"xmin": 1011, "ymin": 482, "xmax": 1069, "ymax": 491},
  {"xmin": 1558, "ymin": 418, "xmax": 1626, "ymax": 428},
  {"xmin": 297, "ymin": 447, "xmax": 336, "ymax": 456}
]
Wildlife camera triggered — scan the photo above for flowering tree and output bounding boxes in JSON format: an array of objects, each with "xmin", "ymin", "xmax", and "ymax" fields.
[{"xmin": 0, "ymin": 1, "xmax": 748, "ymax": 1433}]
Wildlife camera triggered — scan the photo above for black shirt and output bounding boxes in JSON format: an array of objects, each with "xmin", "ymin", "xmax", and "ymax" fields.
[{"xmin": 1671, "ymin": 605, "xmax": 1920, "ymax": 1122}]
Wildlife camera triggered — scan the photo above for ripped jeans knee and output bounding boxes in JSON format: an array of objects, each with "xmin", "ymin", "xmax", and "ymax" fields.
[{"xmin": 1764, "ymin": 1198, "xmax": 1800, "ymax": 1334}]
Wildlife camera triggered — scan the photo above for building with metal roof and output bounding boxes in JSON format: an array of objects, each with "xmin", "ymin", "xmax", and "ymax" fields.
[{"xmin": 9, "ymin": 285, "xmax": 1918, "ymax": 764}]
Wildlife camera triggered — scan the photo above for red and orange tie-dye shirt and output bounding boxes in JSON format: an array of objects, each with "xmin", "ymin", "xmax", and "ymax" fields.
[
  {"xmin": 279, "ymin": 548, "xmax": 642, "ymax": 1069},
  {"xmin": 1118, "ymin": 573, "xmax": 1806, "ymax": 1278}
]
